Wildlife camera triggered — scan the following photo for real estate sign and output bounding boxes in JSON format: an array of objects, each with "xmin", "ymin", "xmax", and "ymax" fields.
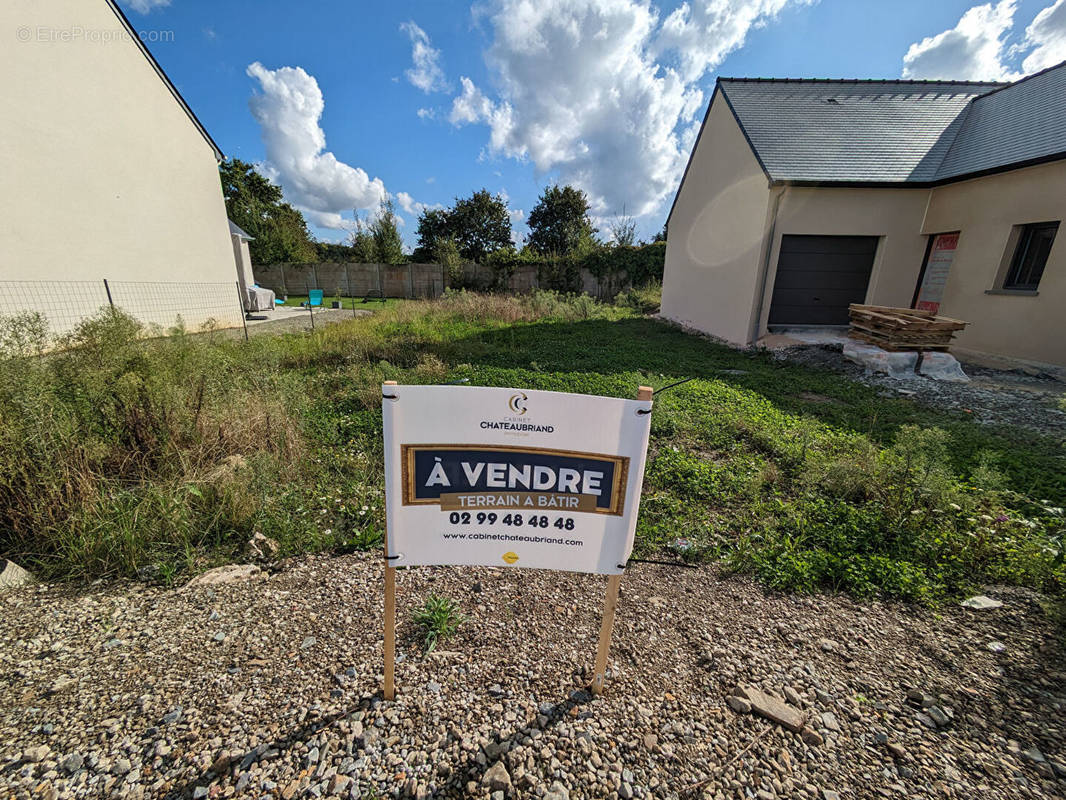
[
  {"xmin": 382, "ymin": 385, "xmax": 653, "ymax": 574},
  {"xmin": 915, "ymin": 232, "xmax": 959, "ymax": 313}
]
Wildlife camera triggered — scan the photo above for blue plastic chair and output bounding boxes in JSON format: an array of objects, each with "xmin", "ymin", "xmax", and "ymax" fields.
[{"xmin": 308, "ymin": 289, "xmax": 324, "ymax": 307}]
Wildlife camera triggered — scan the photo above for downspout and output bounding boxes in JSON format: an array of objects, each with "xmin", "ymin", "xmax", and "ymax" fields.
[{"xmin": 748, "ymin": 183, "xmax": 787, "ymax": 346}]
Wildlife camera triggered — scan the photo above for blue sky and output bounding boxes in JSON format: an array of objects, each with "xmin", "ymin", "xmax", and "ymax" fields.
[{"xmin": 119, "ymin": 0, "xmax": 1066, "ymax": 246}]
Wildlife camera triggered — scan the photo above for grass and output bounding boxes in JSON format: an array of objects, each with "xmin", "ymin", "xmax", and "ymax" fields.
[
  {"xmin": 411, "ymin": 594, "xmax": 467, "ymax": 651},
  {"xmin": 0, "ymin": 289, "xmax": 1062, "ymax": 604}
]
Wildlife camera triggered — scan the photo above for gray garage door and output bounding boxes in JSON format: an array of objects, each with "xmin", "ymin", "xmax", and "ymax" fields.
[{"xmin": 768, "ymin": 235, "xmax": 878, "ymax": 326}]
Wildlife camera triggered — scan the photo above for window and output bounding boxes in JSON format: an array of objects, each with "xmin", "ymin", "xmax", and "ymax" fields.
[{"xmin": 1004, "ymin": 221, "xmax": 1058, "ymax": 290}]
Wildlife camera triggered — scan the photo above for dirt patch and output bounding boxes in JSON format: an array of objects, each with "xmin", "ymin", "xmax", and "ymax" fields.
[
  {"xmin": 778, "ymin": 345, "xmax": 1066, "ymax": 439},
  {"xmin": 1, "ymin": 553, "xmax": 1063, "ymax": 799}
]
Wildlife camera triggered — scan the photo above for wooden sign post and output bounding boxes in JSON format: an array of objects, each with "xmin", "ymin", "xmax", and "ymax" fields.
[
  {"xmin": 380, "ymin": 382, "xmax": 653, "ymax": 700},
  {"xmin": 383, "ymin": 380, "xmax": 397, "ymax": 701},
  {"xmin": 591, "ymin": 385, "xmax": 651, "ymax": 694}
]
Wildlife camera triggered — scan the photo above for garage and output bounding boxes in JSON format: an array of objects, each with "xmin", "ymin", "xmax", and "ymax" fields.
[{"xmin": 768, "ymin": 235, "xmax": 878, "ymax": 326}]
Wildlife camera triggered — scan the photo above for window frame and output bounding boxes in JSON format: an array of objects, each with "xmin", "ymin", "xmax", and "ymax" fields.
[{"xmin": 1003, "ymin": 221, "xmax": 1059, "ymax": 291}]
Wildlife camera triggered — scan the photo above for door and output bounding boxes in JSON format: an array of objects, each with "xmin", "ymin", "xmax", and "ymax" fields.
[{"xmin": 768, "ymin": 235, "xmax": 879, "ymax": 326}]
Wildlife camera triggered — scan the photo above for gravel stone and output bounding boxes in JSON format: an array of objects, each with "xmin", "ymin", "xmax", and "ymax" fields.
[{"xmin": 0, "ymin": 554, "xmax": 1062, "ymax": 800}]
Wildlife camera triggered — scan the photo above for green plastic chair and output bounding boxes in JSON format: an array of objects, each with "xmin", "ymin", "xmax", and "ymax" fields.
[{"xmin": 308, "ymin": 289, "xmax": 324, "ymax": 307}]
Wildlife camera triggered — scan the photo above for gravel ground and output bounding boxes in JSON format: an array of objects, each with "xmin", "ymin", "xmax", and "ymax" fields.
[
  {"xmin": 2, "ymin": 553, "xmax": 1064, "ymax": 800},
  {"xmin": 775, "ymin": 345, "xmax": 1066, "ymax": 439},
  {"xmin": 244, "ymin": 309, "xmax": 371, "ymax": 338}
]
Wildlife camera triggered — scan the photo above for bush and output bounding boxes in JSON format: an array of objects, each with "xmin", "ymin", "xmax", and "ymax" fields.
[
  {"xmin": 615, "ymin": 282, "xmax": 662, "ymax": 314},
  {"xmin": 411, "ymin": 594, "xmax": 466, "ymax": 651}
]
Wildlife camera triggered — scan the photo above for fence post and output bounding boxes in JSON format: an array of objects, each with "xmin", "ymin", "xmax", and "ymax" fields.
[
  {"xmin": 406, "ymin": 263, "xmax": 414, "ymax": 299},
  {"xmin": 236, "ymin": 281, "xmax": 249, "ymax": 342},
  {"xmin": 307, "ymin": 280, "xmax": 314, "ymax": 331},
  {"xmin": 103, "ymin": 279, "xmax": 115, "ymax": 308},
  {"xmin": 376, "ymin": 263, "xmax": 384, "ymax": 299}
]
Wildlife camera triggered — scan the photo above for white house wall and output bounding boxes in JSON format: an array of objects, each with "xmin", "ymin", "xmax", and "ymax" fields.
[
  {"xmin": 0, "ymin": 0, "xmax": 238, "ymax": 333},
  {"xmin": 661, "ymin": 94, "xmax": 772, "ymax": 344}
]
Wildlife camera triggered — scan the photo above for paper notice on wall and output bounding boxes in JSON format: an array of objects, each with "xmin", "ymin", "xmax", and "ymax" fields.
[
  {"xmin": 382, "ymin": 385, "xmax": 653, "ymax": 574},
  {"xmin": 915, "ymin": 232, "xmax": 959, "ymax": 314}
]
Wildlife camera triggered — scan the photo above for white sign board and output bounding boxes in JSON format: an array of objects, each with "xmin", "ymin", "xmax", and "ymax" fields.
[
  {"xmin": 382, "ymin": 385, "xmax": 653, "ymax": 575},
  {"xmin": 915, "ymin": 232, "xmax": 959, "ymax": 314}
]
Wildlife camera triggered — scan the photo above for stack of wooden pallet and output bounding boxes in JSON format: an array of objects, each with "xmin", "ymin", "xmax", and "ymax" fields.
[{"xmin": 848, "ymin": 304, "xmax": 968, "ymax": 351}]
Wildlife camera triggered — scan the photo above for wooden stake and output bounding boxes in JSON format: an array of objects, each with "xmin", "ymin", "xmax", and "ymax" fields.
[
  {"xmin": 591, "ymin": 384, "xmax": 653, "ymax": 696},
  {"xmin": 383, "ymin": 381, "xmax": 397, "ymax": 701}
]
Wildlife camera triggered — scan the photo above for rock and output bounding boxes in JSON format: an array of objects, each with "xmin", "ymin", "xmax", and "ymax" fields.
[
  {"xmin": 161, "ymin": 707, "xmax": 183, "ymax": 725},
  {"xmin": 960, "ymin": 595, "xmax": 1002, "ymax": 610},
  {"xmin": 211, "ymin": 751, "xmax": 235, "ymax": 773},
  {"xmin": 112, "ymin": 758, "xmax": 132, "ymax": 775},
  {"xmin": 727, "ymin": 695, "xmax": 752, "ymax": 714},
  {"xmin": 544, "ymin": 781, "xmax": 571, "ymax": 800},
  {"xmin": 246, "ymin": 532, "xmax": 280, "ymax": 561},
  {"xmin": 736, "ymin": 685, "xmax": 806, "ymax": 732},
  {"xmin": 905, "ymin": 689, "xmax": 934, "ymax": 708},
  {"xmin": 784, "ymin": 686, "xmax": 803, "ymax": 707},
  {"xmin": 60, "ymin": 752, "xmax": 84, "ymax": 773},
  {"xmin": 192, "ymin": 787, "xmax": 209, "ymax": 800},
  {"xmin": 800, "ymin": 727, "xmax": 824, "ymax": 746},
  {"xmin": 820, "ymin": 711, "xmax": 840, "ymax": 732},
  {"xmin": 472, "ymin": 581, "xmax": 483, "ymax": 593},
  {"xmin": 0, "ymin": 559, "xmax": 32, "ymax": 590},
  {"xmin": 886, "ymin": 742, "xmax": 907, "ymax": 759},
  {"xmin": 328, "ymin": 775, "xmax": 352, "ymax": 795},
  {"xmin": 643, "ymin": 733, "xmax": 658, "ymax": 751},
  {"xmin": 212, "ymin": 631, "xmax": 226, "ymax": 643},
  {"xmin": 482, "ymin": 760, "xmax": 512, "ymax": 792},
  {"xmin": 926, "ymin": 706, "xmax": 951, "ymax": 727},
  {"xmin": 301, "ymin": 636, "xmax": 316, "ymax": 650},
  {"xmin": 23, "ymin": 744, "xmax": 50, "ymax": 763},
  {"xmin": 1021, "ymin": 747, "xmax": 1045, "ymax": 763},
  {"xmin": 818, "ymin": 639, "xmax": 838, "ymax": 653},
  {"xmin": 822, "ymin": 791, "xmax": 841, "ymax": 800},
  {"xmin": 184, "ymin": 564, "xmax": 261, "ymax": 588},
  {"xmin": 987, "ymin": 641, "xmax": 1007, "ymax": 653}
]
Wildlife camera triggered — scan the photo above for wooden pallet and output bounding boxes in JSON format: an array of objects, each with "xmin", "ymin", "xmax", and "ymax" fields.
[
  {"xmin": 848, "ymin": 330, "xmax": 951, "ymax": 352},
  {"xmin": 847, "ymin": 303, "xmax": 967, "ymax": 352}
]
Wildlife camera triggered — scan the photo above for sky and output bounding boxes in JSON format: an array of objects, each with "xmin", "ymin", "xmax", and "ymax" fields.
[{"xmin": 118, "ymin": 0, "xmax": 1066, "ymax": 247}]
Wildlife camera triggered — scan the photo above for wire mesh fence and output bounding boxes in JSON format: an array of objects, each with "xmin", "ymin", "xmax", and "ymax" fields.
[{"xmin": 0, "ymin": 280, "xmax": 247, "ymax": 346}]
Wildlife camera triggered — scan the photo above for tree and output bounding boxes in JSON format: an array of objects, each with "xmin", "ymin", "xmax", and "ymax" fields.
[
  {"xmin": 414, "ymin": 208, "xmax": 451, "ymax": 261},
  {"xmin": 414, "ymin": 190, "xmax": 511, "ymax": 263},
  {"xmin": 219, "ymin": 159, "xmax": 317, "ymax": 264},
  {"xmin": 653, "ymin": 223, "xmax": 667, "ymax": 243},
  {"xmin": 370, "ymin": 199, "xmax": 405, "ymax": 265},
  {"xmin": 347, "ymin": 214, "xmax": 377, "ymax": 262},
  {"xmin": 449, "ymin": 190, "xmax": 512, "ymax": 262},
  {"xmin": 527, "ymin": 185, "xmax": 598, "ymax": 257},
  {"xmin": 609, "ymin": 208, "xmax": 637, "ymax": 247}
]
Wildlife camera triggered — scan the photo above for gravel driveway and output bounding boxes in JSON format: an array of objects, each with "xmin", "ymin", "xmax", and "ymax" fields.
[{"xmin": 2, "ymin": 554, "xmax": 1063, "ymax": 799}]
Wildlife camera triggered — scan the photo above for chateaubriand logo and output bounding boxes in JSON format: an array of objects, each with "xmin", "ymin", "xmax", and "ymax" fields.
[
  {"xmin": 481, "ymin": 391, "xmax": 554, "ymax": 433},
  {"xmin": 502, "ymin": 551, "xmax": 519, "ymax": 565}
]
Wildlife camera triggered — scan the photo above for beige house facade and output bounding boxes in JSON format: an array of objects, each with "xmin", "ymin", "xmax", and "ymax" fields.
[
  {"xmin": 0, "ymin": 0, "xmax": 242, "ymax": 332},
  {"xmin": 663, "ymin": 64, "xmax": 1066, "ymax": 370}
]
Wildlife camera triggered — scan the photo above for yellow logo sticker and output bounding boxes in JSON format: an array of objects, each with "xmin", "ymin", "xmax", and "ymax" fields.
[{"xmin": 502, "ymin": 551, "xmax": 519, "ymax": 565}]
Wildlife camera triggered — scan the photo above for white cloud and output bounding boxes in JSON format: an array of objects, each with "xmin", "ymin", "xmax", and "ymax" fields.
[
  {"xmin": 448, "ymin": 0, "xmax": 805, "ymax": 219},
  {"xmin": 246, "ymin": 62, "xmax": 387, "ymax": 231},
  {"xmin": 395, "ymin": 191, "xmax": 444, "ymax": 217},
  {"xmin": 901, "ymin": 0, "xmax": 1066, "ymax": 81},
  {"xmin": 902, "ymin": 1, "xmax": 1020, "ymax": 80},
  {"xmin": 416, "ymin": 107, "xmax": 436, "ymax": 120},
  {"xmin": 1021, "ymin": 0, "xmax": 1066, "ymax": 72},
  {"xmin": 123, "ymin": 0, "xmax": 170, "ymax": 13},
  {"xmin": 401, "ymin": 21, "xmax": 449, "ymax": 93}
]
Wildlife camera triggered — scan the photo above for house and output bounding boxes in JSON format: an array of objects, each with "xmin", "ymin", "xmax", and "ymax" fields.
[
  {"xmin": 0, "ymin": 0, "xmax": 243, "ymax": 333},
  {"xmin": 662, "ymin": 62, "xmax": 1066, "ymax": 370}
]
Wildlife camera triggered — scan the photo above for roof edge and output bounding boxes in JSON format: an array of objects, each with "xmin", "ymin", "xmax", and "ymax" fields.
[
  {"xmin": 104, "ymin": 0, "xmax": 224, "ymax": 161},
  {"xmin": 971, "ymin": 58, "xmax": 1066, "ymax": 100},
  {"xmin": 717, "ymin": 76, "xmax": 1006, "ymax": 87},
  {"xmin": 775, "ymin": 148, "xmax": 1066, "ymax": 188}
]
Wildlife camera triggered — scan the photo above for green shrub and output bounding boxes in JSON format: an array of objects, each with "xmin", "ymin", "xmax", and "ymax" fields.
[
  {"xmin": 411, "ymin": 594, "xmax": 467, "ymax": 651},
  {"xmin": 615, "ymin": 282, "xmax": 662, "ymax": 314}
]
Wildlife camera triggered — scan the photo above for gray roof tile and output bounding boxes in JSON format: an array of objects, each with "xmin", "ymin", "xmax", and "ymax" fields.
[{"xmin": 717, "ymin": 62, "xmax": 1066, "ymax": 184}]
